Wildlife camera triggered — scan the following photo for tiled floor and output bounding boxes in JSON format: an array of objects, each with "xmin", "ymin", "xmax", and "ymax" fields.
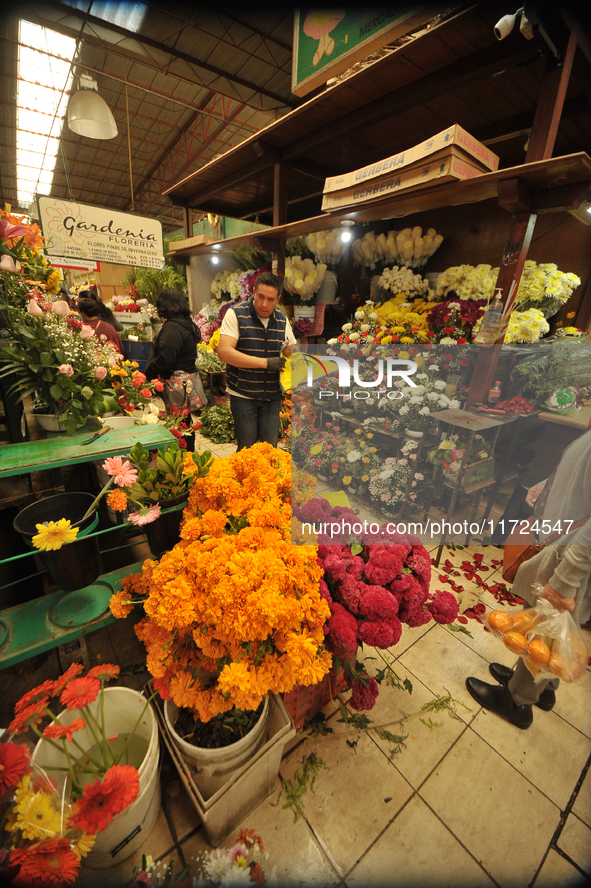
[{"xmin": 2, "ymin": 437, "xmax": 591, "ymax": 888}]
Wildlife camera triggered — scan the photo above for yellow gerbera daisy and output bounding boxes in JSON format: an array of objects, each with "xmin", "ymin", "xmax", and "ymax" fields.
[
  {"xmin": 14, "ymin": 792, "xmax": 62, "ymax": 841},
  {"xmin": 32, "ymin": 519, "xmax": 79, "ymax": 551},
  {"xmin": 73, "ymin": 832, "xmax": 96, "ymax": 860}
]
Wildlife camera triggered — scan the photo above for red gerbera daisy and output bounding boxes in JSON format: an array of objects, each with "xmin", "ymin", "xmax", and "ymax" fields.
[
  {"xmin": 42, "ymin": 718, "xmax": 86, "ymax": 743},
  {"xmin": 69, "ymin": 764, "xmax": 139, "ymax": 834},
  {"xmin": 52, "ymin": 663, "xmax": 84, "ymax": 697},
  {"xmin": 87, "ymin": 664, "xmax": 120, "ymax": 682},
  {"xmin": 60, "ymin": 676, "xmax": 100, "ymax": 710},
  {"xmin": 9, "ymin": 698, "xmax": 49, "ymax": 735},
  {"xmin": 14, "ymin": 680, "xmax": 56, "ymax": 714},
  {"xmin": 10, "ymin": 837, "xmax": 79, "ymax": 887},
  {"xmin": 0, "ymin": 741, "xmax": 29, "ymax": 795}
]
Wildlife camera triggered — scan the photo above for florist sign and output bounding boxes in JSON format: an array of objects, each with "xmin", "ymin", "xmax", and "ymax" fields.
[{"xmin": 37, "ymin": 197, "xmax": 165, "ymax": 269}]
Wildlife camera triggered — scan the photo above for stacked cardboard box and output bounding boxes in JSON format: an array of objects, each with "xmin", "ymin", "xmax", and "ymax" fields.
[{"xmin": 322, "ymin": 124, "xmax": 499, "ymax": 212}]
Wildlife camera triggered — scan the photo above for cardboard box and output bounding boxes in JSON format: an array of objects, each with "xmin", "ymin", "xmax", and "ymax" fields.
[
  {"xmin": 323, "ymin": 124, "xmax": 499, "ymax": 194},
  {"xmin": 321, "ymin": 147, "xmax": 486, "ymax": 211}
]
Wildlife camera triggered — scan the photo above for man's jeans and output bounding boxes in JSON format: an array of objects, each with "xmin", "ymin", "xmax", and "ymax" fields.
[{"xmin": 230, "ymin": 395, "xmax": 281, "ymax": 451}]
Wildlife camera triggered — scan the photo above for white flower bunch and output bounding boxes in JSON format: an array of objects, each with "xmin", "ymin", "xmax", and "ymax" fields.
[
  {"xmin": 306, "ymin": 229, "xmax": 345, "ymax": 268},
  {"xmin": 435, "ymin": 265, "xmax": 496, "ymax": 301},
  {"xmin": 284, "ymin": 255, "xmax": 327, "ymax": 301},
  {"xmin": 352, "ymin": 226, "xmax": 443, "ymax": 271},
  {"xmin": 378, "ymin": 265, "xmax": 430, "ymax": 298}
]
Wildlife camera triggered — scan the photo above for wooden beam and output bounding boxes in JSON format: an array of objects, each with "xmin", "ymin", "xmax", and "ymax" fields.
[
  {"xmin": 282, "ymin": 40, "xmax": 538, "ymax": 161},
  {"xmin": 575, "ymin": 276, "xmax": 591, "ymax": 332},
  {"xmin": 525, "ymin": 29, "xmax": 577, "ymax": 162},
  {"xmin": 474, "ymin": 95, "xmax": 591, "ymax": 146},
  {"xmin": 181, "ymin": 158, "xmax": 275, "ymax": 207},
  {"xmin": 498, "ymin": 179, "xmax": 533, "ymax": 214},
  {"xmin": 273, "ymin": 162, "xmax": 288, "ymax": 228},
  {"xmin": 253, "ymin": 141, "xmax": 281, "ymax": 161},
  {"xmin": 466, "ymin": 211, "xmax": 537, "ymax": 409},
  {"xmin": 534, "ymin": 182, "xmax": 591, "ymax": 213}
]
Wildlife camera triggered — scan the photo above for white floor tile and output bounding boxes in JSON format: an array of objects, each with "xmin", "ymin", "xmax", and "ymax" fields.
[
  {"xmin": 557, "ymin": 814, "xmax": 591, "ymax": 875},
  {"xmin": 347, "ymin": 794, "xmax": 494, "ymax": 887},
  {"xmin": 533, "ymin": 848, "xmax": 589, "ymax": 888},
  {"xmin": 420, "ymin": 730, "xmax": 560, "ymax": 888},
  {"xmin": 572, "ymin": 765, "xmax": 591, "ymax": 828}
]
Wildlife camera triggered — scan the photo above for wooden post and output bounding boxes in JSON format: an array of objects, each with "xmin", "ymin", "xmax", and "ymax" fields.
[
  {"xmin": 182, "ymin": 206, "xmax": 192, "ymax": 239},
  {"xmin": 525, "ymin": 30, "xmax": 577, "ymax": 163}
]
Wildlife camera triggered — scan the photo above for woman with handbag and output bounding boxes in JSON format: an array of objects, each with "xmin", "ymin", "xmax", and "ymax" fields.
[
  {"xmin": 466, "ymin": 428, "xmax": 591, "ymax": 729},
  {"xmin": 144, "ymin": 288, "xmax": 205, "ymax": 451}
]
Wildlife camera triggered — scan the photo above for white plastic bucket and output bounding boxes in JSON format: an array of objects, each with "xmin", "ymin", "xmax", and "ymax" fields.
[
  {"xmin": 33, "ymin": 687, "xmax": 160, "ymax": 868},
  {"xmin": 316, "ymin": 269, "xmax": 338, "ymax": 303},
  {"xmin": 164, "ymin": 697, "xmax": 269, "ymax": 801},
  {"xmin": 293, "ymin": 305, "xmax": 316, "ymax": 322}
]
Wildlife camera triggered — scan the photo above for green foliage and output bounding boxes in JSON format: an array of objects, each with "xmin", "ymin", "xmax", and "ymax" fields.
[
  {"xmin": 199, "ymin": 404, "xmax": 235, "ymax": 444},
  {"xmin": 126, "ymin": 442, "xmax": 214, "ymax": 506},
  {"xmin": 121, "ymin": 240, "xmax": 187, "ymax": 306},
  {"xmin": 448, "ymin": 622, "xmax": 473, "ymax": 638},
  {"xmin": 232, "ymin": 246, "xmax": 271, "ymax": 271},
  {"xmin": 279, "ymin": 752, "xmax": 327, "ymax": 822},
  {"xmin": 303, "ymin": 712, "xmax": 334, "ymax": 737}
]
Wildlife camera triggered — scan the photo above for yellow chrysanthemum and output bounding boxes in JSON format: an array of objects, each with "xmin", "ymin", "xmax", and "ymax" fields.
[
  {"xmin": 32, "ymin": 519, "xmax": 79, "ymax": 551},
  {"xmin": 342, "ymin": 475, "xmax": 352, "ymax": 485}
]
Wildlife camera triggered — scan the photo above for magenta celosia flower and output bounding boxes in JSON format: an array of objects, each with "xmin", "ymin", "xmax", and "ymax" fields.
[
  {"xmin": 357, "ymin": 617, "xmax": 401, "ymax": 648},
  {"xmin": 325, "ymin": 602, "xmax": 358, "ymax": 659},
  {"xmin": 358, "ymin": 585, "xmax": 399, "ymax": 622},
  {"xmin": 102, "ymin": 456, "xmax": 138, "ymax": 487},
  {"xmin": 350, "ymin": 675, "xmax": 379, "ymax": 711},
  {"xmin": 427, "ymin": 589, "xmax": 459, "ymax": 624},
  {"xmin": 332, "ymin": 575, "xmax": 362, "ymax": 614}
]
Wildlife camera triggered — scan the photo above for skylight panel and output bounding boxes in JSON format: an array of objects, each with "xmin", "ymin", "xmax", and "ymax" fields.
[{"xmin": 16, "ymin": 20, "xmax": 76, "ymax": 207}]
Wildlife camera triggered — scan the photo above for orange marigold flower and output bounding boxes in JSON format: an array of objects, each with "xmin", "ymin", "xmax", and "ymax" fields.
[
  {"xmin": 107, "ymin": 488, "xmax": 128, "ymax": 512},
  {"xmin": 42, "ymin": 717, "xmax": 86, "ymax": 742},
  {"xmin": 109, "ymin": 591, "xmax": 134, "ymax": 619},
  {"xmin": 87, "ymin": 664, "xmax": 120, "ymax": 682},
  {"xmin": 10, "ymin": 838, "xmax": 79, "ymax": 887},
  {"xmin": 69, "ymin": 765, "xmax": 139, "ymax": 834},
  {"xmin": 60, "ymin": 676, "xmax": 100, "ymax": 710}
]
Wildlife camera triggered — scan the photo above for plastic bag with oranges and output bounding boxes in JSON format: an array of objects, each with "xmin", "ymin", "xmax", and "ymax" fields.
[{"xmin": 485, "ymin": 593, "xmax": 588, "ymax": 683}]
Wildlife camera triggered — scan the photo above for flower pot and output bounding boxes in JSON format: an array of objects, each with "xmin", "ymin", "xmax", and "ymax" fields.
[
  {"xmin": 404, "ymin": 428, "xmax": 424, "ymax": 439},
  {"xmin": 316, "ymin": 269, "xmax": 338, "ymax": 304},
  {"xmin": 145, "ymin": 492, "xmax": 189, "ymax": 558},
  {"xmin": 13, "ymin": 492, "xmax": 101, "ymax": 591},
  {"xmin": 293, "ymin": 305, "xmax": 316, "ymax": 322},
  {"xmin": 33, "ymin": 413, "xmax": 85, "ymax": 432},
  {"xmin": 32, "ymin": 687, "xmax": 161, "ymax": 868},
  {"xmin": 370, "ymin": 275, "xmax": 381, "ymax": 302},
  {"xmin": 100, "ymin": 414, "xmax": 138, "ymax": 430},
  {"xmin": 317, "ymin": 473, "xmax": 328, "ymax": 482},
  {"xmin": 164, "ymin": 697, "xmax": 270, "ymax": 801}
]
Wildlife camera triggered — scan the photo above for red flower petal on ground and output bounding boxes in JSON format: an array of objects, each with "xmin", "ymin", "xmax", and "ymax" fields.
[
  {"xmin": 60, "ymin": 676, "xmax": 100, "ymax": 710},
  {"xmin": 14, "ymin": 680, "xmax": 56, "ymax": 714},
  {"xmin": 52, "ymin": 663, "xmax": 84, "ymax": 697},
  {"xmin": 87, "ymin": 664, "xmax": 120, "ymax": 682},
  {"xmin": 69, "ymin": 764, "xmax": 139, "ymax": 834},
  {"xmin": 10, "ymin": 837, "xmax": 79, "ymax": 887},
  {"xmin": 0, "ymin": 741, "xmax": 29, "ymax": 794},
  {"xmin": 42, "ymin": 718, "xmax": 86, "ymax": 743}
]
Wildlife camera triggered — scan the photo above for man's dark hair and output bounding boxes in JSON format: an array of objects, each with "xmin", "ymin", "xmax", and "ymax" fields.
[
  {"xmin": 254, "ymin": 271, "xmax": 282, "ymax": 296},
  {"xmin": 156, "ymin": 287, "xmax": 191, "ymax": 319},
  {"xmin": 77, "ymin": 297, "xmax": 99, "ymax": 317}
]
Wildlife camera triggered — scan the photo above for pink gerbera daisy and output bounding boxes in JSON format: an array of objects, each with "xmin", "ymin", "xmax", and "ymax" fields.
[
  {"xmin": 101, "ymin": 456, "xmax": 138, "ymax": 488},
  {"xmin": 128, "ymin": 504, "xmax": 161, "ymax": 526}
]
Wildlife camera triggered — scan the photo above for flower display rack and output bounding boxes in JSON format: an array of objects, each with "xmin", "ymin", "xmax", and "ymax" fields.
[{"xmin": 283, "ymin": 667, "xmax": 349, "ymax": 731}]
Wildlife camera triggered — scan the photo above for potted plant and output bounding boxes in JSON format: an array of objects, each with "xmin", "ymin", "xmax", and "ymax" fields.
[
  {"xmin": 0, "ymin": 279, "xmax": 120, "ymax": 434},
  {"xmin": 108, "ymin": 444, "xmax": 332, "ymax": 798},
  {"xmin": 3, "ymin": 663, "xmax": 160, "ymax": 872},
  {"xmin": 105, "ymin": 358, "xmax": 157, "ymax": 427}
]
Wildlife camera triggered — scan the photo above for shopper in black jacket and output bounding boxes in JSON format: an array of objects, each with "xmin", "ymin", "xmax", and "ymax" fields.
[{"xmin": 145, "ymin": 288, "xmax": 201, "ymax": 450}]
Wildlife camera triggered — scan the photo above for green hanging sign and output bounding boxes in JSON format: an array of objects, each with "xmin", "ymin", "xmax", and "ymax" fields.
[{"xmin": 292, "ymin": 7, "xmax": 437, "ymax": 97}]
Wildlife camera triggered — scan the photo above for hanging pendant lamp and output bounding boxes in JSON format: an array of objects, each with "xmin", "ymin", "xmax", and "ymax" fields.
[{"xmin": 67, "ymin": 72, "xmax": 118, "ymax": 140}]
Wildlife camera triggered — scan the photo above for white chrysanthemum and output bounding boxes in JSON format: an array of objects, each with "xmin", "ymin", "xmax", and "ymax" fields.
[
  {"xmin": 449, "ymin": 399, "xmax": 461, "ymax": 409},
  {"xmin": 355, "ymin": 311, "xmax": 364, "ymax": 319},
  {"xmin": 347, "ymin": 450, "xmax": 362, "ymax": 462},
  {"xmin": 433, "ymin": 380, "xmax": 446, "ymax": 391},
  {"xmin": 342, "ymin": 323, "xmax": 353, "ymax": 332},
  {"xmin": 349, "ymin": 333, "xmax": 360, "ymax": 341},
  {"xmin": 399, "ymin": 404, "xmax": 410, "ymax": 415},
  {"xmin": 427, "ymin": 392, "xmax": 440, "ymax": 401},
  {"xmin": 220, "ymin": 866, "xmax": 253, "ymax": 887},
  {"xmin": 440, "ymin": 337, "xmax": 456, "ymax": 345},
  {"xmin": 415, "ymin": 373, "xmax": 428, "ymax": 380},
  {"xmin": 409, "ymin": 396, "xmax": 423, "ymax": 405},
  {"xmin": 360, "ymin": 324, "xmax": 370, "ymax": 332},
  {"xmin": 204, "ymin": 849, "xmax": 232, "ymax": 881},
  {"xmin": 368, "ymin": 312, "xmax": 379, "ymax": 320},
  {"xmin": 419, "ymin": 406, "xmax": 430, "ymax": 415}
]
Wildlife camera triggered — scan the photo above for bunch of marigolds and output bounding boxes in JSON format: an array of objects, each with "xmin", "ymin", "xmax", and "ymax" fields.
[{"xmin": 110, "ymin": 444, "xmax": 332, "ymax": 722}]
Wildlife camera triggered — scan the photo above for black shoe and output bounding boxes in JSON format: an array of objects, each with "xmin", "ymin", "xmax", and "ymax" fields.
[
  {"xmin": 466, "ymin": 677, "xmax": 533, "ymax": 729},
  {"xmin": 489, "ymin": 663, "xmax": 556, "ymax": 711}
]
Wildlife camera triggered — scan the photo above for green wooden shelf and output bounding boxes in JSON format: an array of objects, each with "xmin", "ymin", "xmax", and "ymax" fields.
[{"xmin": 0, "ymin": 561, "xmax": 144, "ymax": 668}]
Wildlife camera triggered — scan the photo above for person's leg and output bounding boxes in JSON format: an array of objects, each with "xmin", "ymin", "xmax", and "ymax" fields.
[
  {"xmin": 257, "ymin": 399, "xmax": 281, "ymax": 448},
  {"xmin": 230, "ymin": 396, "xmax": 259, "ymax": 451},
  {"xmin": 508, "ymin": 657, "xmax": 559, "ymax": 706}
]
